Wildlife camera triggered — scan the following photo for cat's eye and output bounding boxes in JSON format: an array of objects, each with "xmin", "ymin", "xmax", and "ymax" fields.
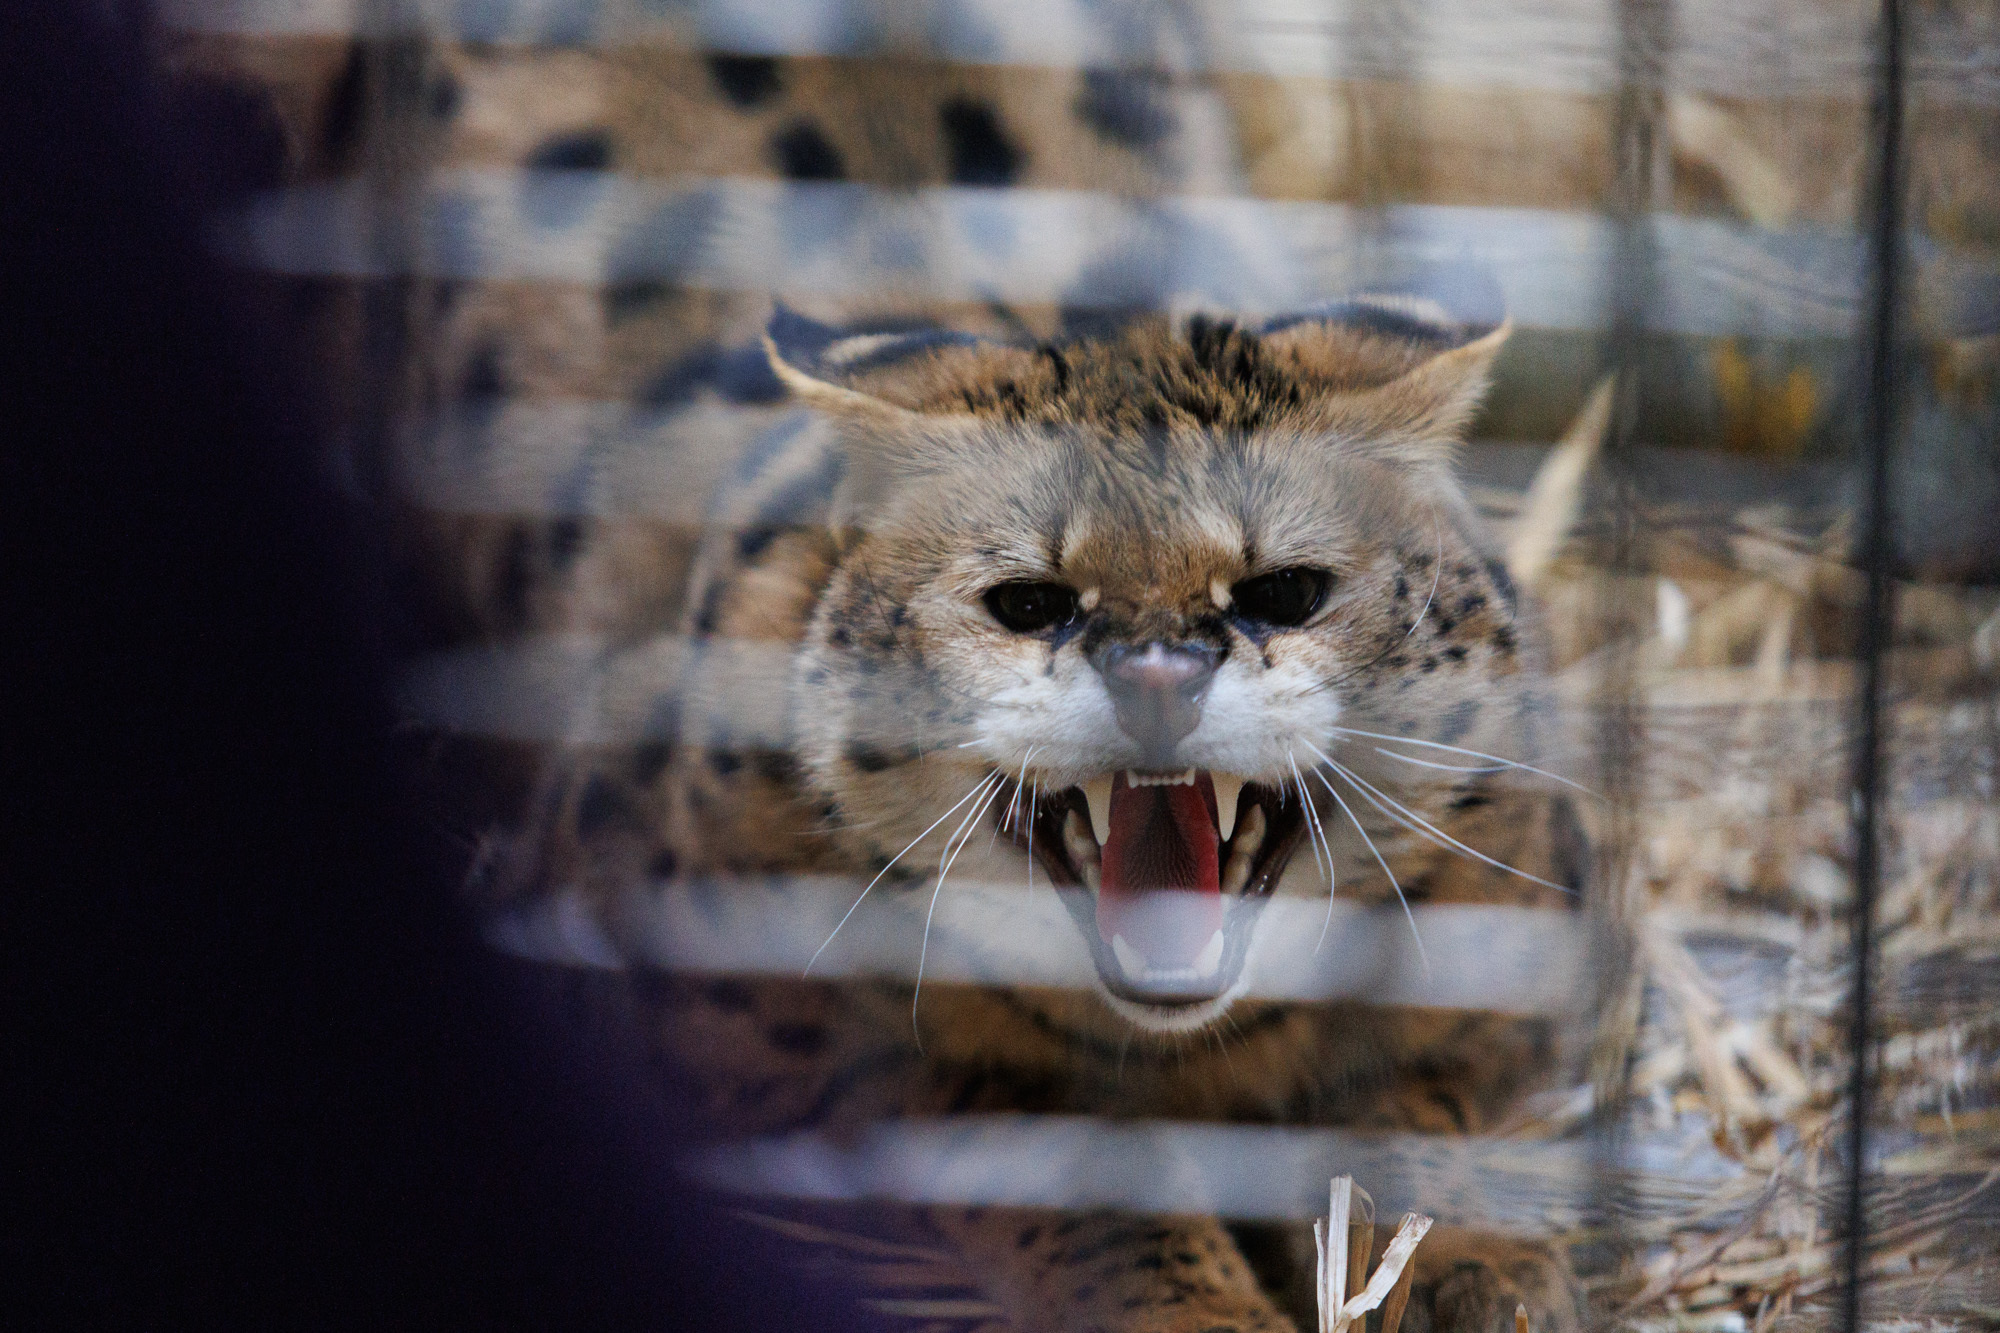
[
  {"xmin": 1230, "ymin": 567, "xmax": 1330, "ymax": 628},
  {"xmin": 984, "ymin": 581, "xmax": 1082, "ymax": 634}
]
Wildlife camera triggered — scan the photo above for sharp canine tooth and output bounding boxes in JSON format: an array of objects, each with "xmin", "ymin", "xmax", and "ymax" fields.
[
  {"xmin": 1082, "ymin": 775, "xmax": 1114, "ymax": 844},
  {"xmin": 1221, "ymin": 846, "xmax": 1253, "ymax": 894},
  {"xmin": 1111, "ymin": 933, "xmax": 1146, "ymax": 977},
  {"xmin": 1063, "ymin": 810, "xmax": 1099, "ymax": 867},
  {"xmin": 1235, "ymin": 803, "xmax": 1267, "ymax": 856},
  {"xmin": 1212, "ymin": 774, "xmax": 1244, "ymax": 840},
  {"xmin": 1194, "ymin": 930, "xmax": 1225, "ymax": 977}
]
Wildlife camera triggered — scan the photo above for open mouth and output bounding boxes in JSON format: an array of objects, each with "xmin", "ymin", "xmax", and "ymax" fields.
[{"xmin": 999, "ymin": 769, "xmax": 1309, "ymax": 1009}]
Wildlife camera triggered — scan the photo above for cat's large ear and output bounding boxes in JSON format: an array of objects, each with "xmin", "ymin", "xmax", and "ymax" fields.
[
  {"xmin": 760, "ymin": 307, "xmax": 987, "ymax": 534},
  {"xmin": 1260, "ymin": 284, "xmax": 1510, "ymax": 461}
]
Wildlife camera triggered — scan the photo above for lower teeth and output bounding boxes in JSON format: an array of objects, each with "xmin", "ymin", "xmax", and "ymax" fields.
[
  {"xmin": 1221, "ymin": 847, "xmax": 1253, "ymax": 894},
  {"xmin": 1110, "ymin": 929, "xmax": 1228, "ymax": 981},
  {"xmin": 1220, "ymin": 804, "xmax": 1267, "ymax": 894},
  {"xmin": 1063, "ymin": 810, "xmax": 1102, "ymax": 890}
]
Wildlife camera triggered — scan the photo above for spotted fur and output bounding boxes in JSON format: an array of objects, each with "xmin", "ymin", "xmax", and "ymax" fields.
[
  {"xmin": 159, "ymin": 31, "xmax": 1595, "ymax": 1331},
  {"xmin": 513, "ymin": 305, "xmax": 1593, "ymax": 1332}
]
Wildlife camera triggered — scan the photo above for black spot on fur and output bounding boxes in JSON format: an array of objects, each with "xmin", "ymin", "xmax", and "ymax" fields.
[
  {"xmin": 575, "ymin": 775, "xmax": 625, "ymax": 835},
  {"xmin": 1074, "ymin": 68, "xmax": 1177, "ymax": 151},
  {"xmin": 705, "ymin": 979, "xmax": 755, "ymax": 1011},
  {"xmin": 429, "ymin": 68, "xmax": 460, "ymax": 119},
  {"xmin": 1451, "ymin": 791, "xmax": 1491, "ymax": 810},
  {"xmin": 845, "ymin": 744, "xmax": 901, "ymax": 774},
  {"xmin": 493, "ymin": 526, "xmax": 533, "ymax": 623},
  {"xmin": 463, "ymin": 340, "xmax": 505, "ymax": 399},
  {"xmin": 605, "ymin": 278, "xmax": 670, "ymax": 322},
  {"xmin": 1018, "ymin": 1226, "xmax": 1042, "ymax": 1249},
  {"xmin": 526, "ymin": 129, "xmax": 611, "ymax": 172},
  {"xmin": 769, "ymin": 121, "xmax": 846, "ymax": 181},
  {"xmin": 706, "ymin": 53, "xmax": 782, "ymax": 108},
  {"xmin": 320, "ymin": 43, "xmax": 366, "ymax": 167},
  {"xmin": 647, "ymin": 849, "xmax": 678, "ymax": 879},
  {"xmin": 1484, "ymin": 557, "xmax": 1518, "ymax": 608},
  {"xmin": 1550, "ymin": 794, "xmax": 1590, "ymax": 895},
  {"xmin": 632, "ymin": 736, "xmax": 672, "ymax": 780},
  {"xmin": 940, "ymin": 97, "xmax": 1022, "ymax": 185},
  {"xmin": 753, "ymin": 752, "xmax": 795, "ymax": 784},
  {"xmin": 1437, "ymin": 699, "xmax": 1481, "ymax": 745},
  {"xmin": 636, "ymin": 345, "xmax": 724, "ymax": 408},
  {"xmin": 1442, "ymin": 644, "xmax": 1468, "ymax": 662},
  {"xmin": 736, "ymin": 526, "xmax": 778, "ymax": 560},
  {"xmin": 692, "ymin": 583, "xmax": 726, "ymax": 636},
  {"xmin": 1491, "ymin": 624, "xmax": 1518, "ymax": 654},
  {"xmin": 766, "ymin": 1022, "xmax": 828, "ymax": 1056},
  {"xmin": 1039, "ymin": 343, "xmax": 1071, "ymax": 392},
  {"xmin": 548, "ymin": 517, "xmax": 585, "ymax": 569}
]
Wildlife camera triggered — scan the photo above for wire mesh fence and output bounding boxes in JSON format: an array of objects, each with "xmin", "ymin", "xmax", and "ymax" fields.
[{"xmin": 156, "ymin": 0, "xmax": 2000, "ymax": 1327}]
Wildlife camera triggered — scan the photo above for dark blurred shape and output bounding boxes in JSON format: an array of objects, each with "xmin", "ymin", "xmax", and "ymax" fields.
[{"xmin": 0, "ymin": 7, "xmax": 857, "ymax": 1327}]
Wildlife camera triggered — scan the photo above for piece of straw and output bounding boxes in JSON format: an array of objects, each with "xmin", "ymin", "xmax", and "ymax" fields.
[
  {"xmin": 1504, "ymin": 375, "xmax": 1615, "ymax": 591},
  {"xmin": 1333, "ymin": 1212, "xmax": 1435, "ymax": 1332}
]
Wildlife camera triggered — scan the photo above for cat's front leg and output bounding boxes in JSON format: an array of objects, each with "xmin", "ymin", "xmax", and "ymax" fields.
[{"xmin": 932, "ymin": 1207, "xmax": 1295, "ymax": 1333}]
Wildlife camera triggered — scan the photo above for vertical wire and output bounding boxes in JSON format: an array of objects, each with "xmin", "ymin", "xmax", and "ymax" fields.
[
  {"xmin": 1842, "ymin": 0, "xmax": 1905, "ymax": 1328},
  {"xmin": 1585, "ymin": 0, "xmax": 1671, "ymax": 1283}
]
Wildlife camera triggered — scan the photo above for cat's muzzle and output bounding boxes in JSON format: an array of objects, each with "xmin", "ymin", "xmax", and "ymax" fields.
[{"xmin": 1000, "ymin": 769, "xmax": 1308, "ymax": 1011}]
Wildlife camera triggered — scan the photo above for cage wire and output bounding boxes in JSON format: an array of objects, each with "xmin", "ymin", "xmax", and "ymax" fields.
[{"xmin": 156, "ymin": 0, "xmax": 2000, "ymax": 1327}]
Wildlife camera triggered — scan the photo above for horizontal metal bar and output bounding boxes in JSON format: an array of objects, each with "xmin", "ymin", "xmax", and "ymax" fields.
[
  {"xmin": 223, "ymin": 170, "xmax": 1994, "ymax": 337},
  {"xmin": 683, "ymin": 1111, "xmax": 1749, "ymax": 1231},
  {"xmin": 486, "ymin": 877, "xmax": 1594, "ymax": 1014},
  {"xmin": 160, "ymin": 0, "xmax": 2000, "ymax": 104}
]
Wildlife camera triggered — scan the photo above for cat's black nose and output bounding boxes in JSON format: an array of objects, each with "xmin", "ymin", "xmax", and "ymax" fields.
[{"xmin": 1092, "ymin": 641, "xmax": 1221, "ymax": 766}]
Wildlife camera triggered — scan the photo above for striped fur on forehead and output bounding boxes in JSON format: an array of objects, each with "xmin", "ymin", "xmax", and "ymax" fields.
[{"xmin": 768, "ymin": 301, "xmax": 1510, "ymax": 460}]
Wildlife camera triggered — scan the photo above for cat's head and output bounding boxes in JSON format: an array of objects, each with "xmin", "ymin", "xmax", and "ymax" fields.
[{"xmin": 771, "ymin": 299, "xmax": 1533, "ymax": 1032}]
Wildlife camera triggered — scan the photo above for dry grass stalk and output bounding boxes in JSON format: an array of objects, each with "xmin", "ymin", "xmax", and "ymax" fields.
[
  {"xmin": 1503, "ymin": 456, "xmax": 1999, "ymax": 1330},
  {"xmin": 1313, "ymin": 1175, "xmax": 1433, "ymax": 1333},
  {"xmin": 1504, "ymin": 376, "xmax": 1615, "ymax": 592}
]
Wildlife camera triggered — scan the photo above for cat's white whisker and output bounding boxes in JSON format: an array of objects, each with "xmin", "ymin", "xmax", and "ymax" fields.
[
  {"xmin": 1287, "ymin": 750, "xmax": 1331, "ymax": 886},
  {"xmin": 805, "ymin": 769, "xmax": 997, "ymax": 976},
  {"xmin": 1328, "ymin": 727, "xmax": 1599, "ymax": 799},
  {"xmin": 995, "ymin": 746, "xmax": 1037, "ymax": 854},
  {"xmin": 1308, "ymin": 766, "xmax": 1427, "ymax": 974},
  {"xmin": 1026, "ymin": 778, "xmax": 1039, "ymax": 895},
  {"xmin": 1372, "ymin": 748, "xmax": 1509, "ymax": 774},
  {"xmin": 1402, "ymin": 499, "xmax": 1444, "ymax": 642},
  {"xmin": 913, "ymin": 773, "xmax": 1006, "ymax": 1044},
  {"xmin": 1305, "ymin": 740, "xmax": 1575, "ymax": 897}
]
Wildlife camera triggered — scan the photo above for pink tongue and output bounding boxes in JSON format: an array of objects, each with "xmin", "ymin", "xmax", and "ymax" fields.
[{"xmin": 1096, "ymin": 775, "xmax": 1222, "ymax": 968}]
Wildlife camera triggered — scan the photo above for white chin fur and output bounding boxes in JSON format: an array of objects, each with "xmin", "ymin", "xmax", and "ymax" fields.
[{"xmin": 1096, "ymin": 974, "xmax": 1252, "ymax": 1034}]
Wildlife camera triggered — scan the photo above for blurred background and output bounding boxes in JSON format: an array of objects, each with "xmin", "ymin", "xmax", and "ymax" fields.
[{"xmin": 27, "ymin": 0, "xmax": 1998, "ymax": 1325}]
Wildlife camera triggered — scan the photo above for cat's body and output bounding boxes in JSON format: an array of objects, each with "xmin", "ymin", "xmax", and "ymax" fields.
[
  {"xmin": 158, "ymin": 26, "xmax": 1598, "ymax": 1326},
  {"xmin": 507, "ymin": 304, "xmax": 1595, "ymax": 1331}
]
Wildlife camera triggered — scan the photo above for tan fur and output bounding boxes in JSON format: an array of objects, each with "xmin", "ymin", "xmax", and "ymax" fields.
[
  {"xmin": 156, "ymin": 33, "xmax": 1594, "ymax": 1329},
  {"xmin": 529, "ymin": 311, "xmax": 1591, "ymax": 1331}
]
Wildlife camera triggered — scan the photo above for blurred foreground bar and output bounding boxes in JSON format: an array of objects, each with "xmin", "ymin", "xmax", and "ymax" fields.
[
  {"xmin": 224, "ymin": 170, "xmax": 2000, "ymax": 338},
  {"xmin": 489, "ymin": 877, "xmax": 1595, "ymax": 1014},
  {"xmin": 685, "ymin": 1111, "xmax": 1750, "ymax": 1232},
  {"xmin": 158, "ymin": 0, "xmax": 2000, "ymax": 105}
]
